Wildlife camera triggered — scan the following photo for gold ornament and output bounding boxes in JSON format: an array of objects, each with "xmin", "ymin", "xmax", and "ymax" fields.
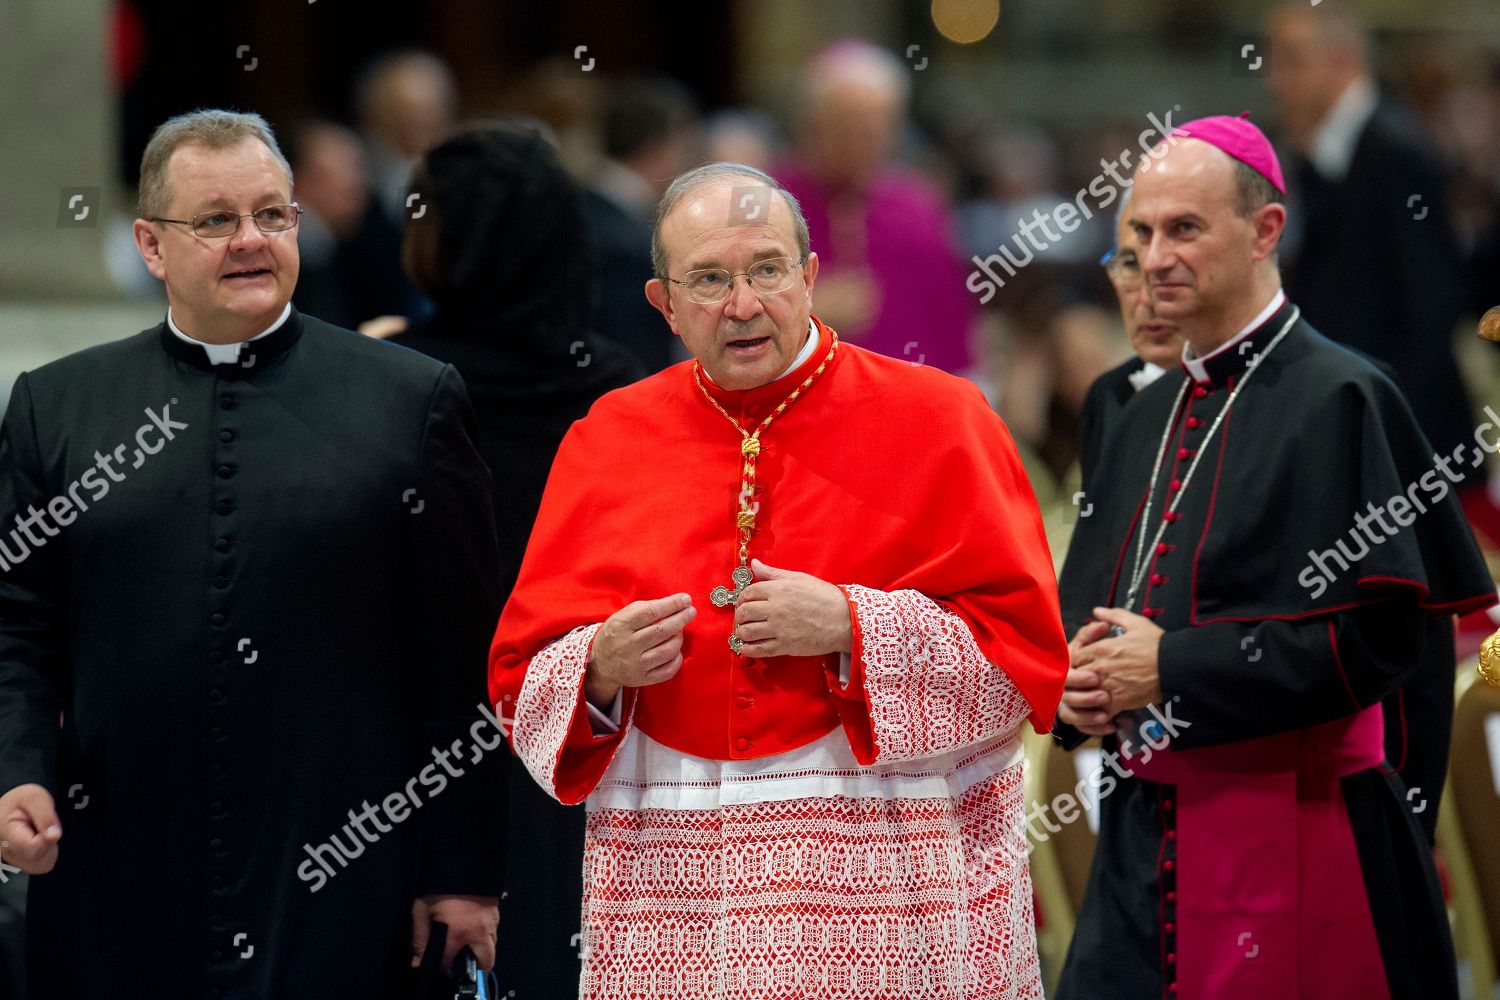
[
  {"xmin": 1478, "ymin": 306, "xmax": 1500, "ymax": 343},
  {"xmin": 1480, "ymin": 628, "xmax": 1500, "ymax": 687},
  {"xmin": 693, "ymin": 331, "xmax": 839, "ymax": 652}
]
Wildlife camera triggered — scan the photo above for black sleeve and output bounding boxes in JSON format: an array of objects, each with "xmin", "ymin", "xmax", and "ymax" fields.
[
  {"xmin": 1157, "ymin": 596, "xmax": 1425, "ymax": 750},
  {"xmin": 405, "ymin": 365, "xmax": 508, "ymax": 896},
  {"xmin": 0, "ymin": 373, "xmax": 66, "ymax": 799}
]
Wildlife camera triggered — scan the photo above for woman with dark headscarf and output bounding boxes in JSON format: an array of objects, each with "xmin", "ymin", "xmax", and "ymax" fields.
[{"xmin": 391, "ymin": 120, "xmax": 642, "ymax": 997}]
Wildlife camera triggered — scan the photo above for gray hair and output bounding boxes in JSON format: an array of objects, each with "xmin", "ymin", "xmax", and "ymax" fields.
[
  {"xmin": 650, "ymin": 162, "xmax": 811, "ymax": 279},
  {"xmin": 138, "ymin": 109, "xmax": 292, "ymax": 219},
  {"xmin": 1231, "ymin": 159, "xmax": 1284, "ymax": 218}
]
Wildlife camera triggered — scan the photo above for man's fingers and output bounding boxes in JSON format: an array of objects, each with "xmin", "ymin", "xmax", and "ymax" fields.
[
  {"xmin": 1058, "ymin": 703, "xmax": 1113, "ymax": 728},
  {"xmin": 1076, "ymin": 722, "xmax": 1118, "ymax": 736},
  {"xmin": 631, "ymin": 603, "xmax": 697, "ymax": 645},
  {"xmin": 1092, "ymin": 606, "xmax": 1152, "ymax": 631},
  {"xmin": 619, "ymin": 593, "xmax": 693, "ymax": 629},
  {"xmin": 471, "ymin": 932, "xmax": 497, "ymax": 971},
  {"xmin": 1062, "ymin": 687, "xmax": 1109, "ymax": 710},
  {"xmin": 639, "ymin": 634, "xmax": 683, "ymax": 670},
  {"xmin": 1063, "ymin": 668, "xmax": 1101, "ymax": 690},
  {"xmin": 641, "ymin": 654, "xmax": 683, "ymax": 685},
  {"xmin": 410, "ymin": 904, "xmax": 432, "ymax": 968},
  {"xmin": 1069, "ymin": 620, "xmax": 1111, "ymax": 650}
]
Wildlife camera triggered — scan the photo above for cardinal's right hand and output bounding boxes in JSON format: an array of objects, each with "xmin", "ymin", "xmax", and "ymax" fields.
[{"xmin": 584, "ymin": 594, "xmax": 697, "ymax": 709}]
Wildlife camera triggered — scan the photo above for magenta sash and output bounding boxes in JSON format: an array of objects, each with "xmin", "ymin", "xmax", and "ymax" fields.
[{"xmin": 1129, "ymin": 705, "xmax": 1390, "ymax": 1000}]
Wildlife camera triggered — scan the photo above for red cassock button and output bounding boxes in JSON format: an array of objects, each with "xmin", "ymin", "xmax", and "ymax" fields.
[
  {"xmin": 735, "ymin": 696, "xmax": 752, "ymax": 709},
  {"xmin": 1167, "ymin": 953, "xmax": 1177, "ymax": 965},
  {"xmin": 1163, "ymin": 860, "xmax": 1176, "ymax": 872},
  {"xmin": 1177, "ymin": 448, "xmax": 1192, "ymax": 459},
  {"xmin": 1163, "ymin": 799, "xmax": 1175, "ymax": 810},
  {"xmin": 1143, "ymin": 608, "xmax": 1160, "ymax": 618},
  {"xmin": 1169, "ymin": 479, "xmax": 1181, "ymax": 492},
  {"xmin": 1156, "ymin": 543, "xmax": 1170, "ymax": 555},
  {"xmin": 1150, "ymin": 574, "xmax": 1166, "ymax": 585},
  {"xmin": 735, "ymin": 737, "xmax": 750, "ymax": 751},
  {"xmin": 1187, "ymin": 416, "xmax": 1202, "ymax": 429},
  {"xmin": 1169, "ymin": 984, "xmax": 1178, "ymax": 994},
  {"xmin": 1193, "ymin": 386, "xmax": 1209, "ymax": 398},
  {"xmin": 1163, "ymin": 511, "xmax": 1180, "ymax": 523},
  {"xmin": 1166, "ymin": 891, "xmax": 1178, "ymax": 902},
  {"xmin": 1167, "ymin": 830, "xmax": 1177, "ymax": 841},
  {"xmin": 1165, "ymin": 921, "xmax": 1177, "ymax": 933}
]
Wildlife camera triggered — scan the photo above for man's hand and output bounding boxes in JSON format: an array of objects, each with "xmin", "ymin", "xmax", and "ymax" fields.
[
  {"xmin": 0, "ymin": 783, "xmax": 62, "ymax": 874},
  {"xmin": 731, "ymin": 559, "xmax": 852, "ymax": 659},
  {"xmin": 1058, "ymin": 620, "xmax": 1117, "ymax": 736},
  {"xmin": 1069, "ymin": 607, "xmax": 1164, "ymax": 715},
  {"xmin": 411, "ymin": 894, "xmax": 499, "ymax": 971},
  {"xmin": 585, "ymin": 594, "xmax": 697, "ymax": 709}
]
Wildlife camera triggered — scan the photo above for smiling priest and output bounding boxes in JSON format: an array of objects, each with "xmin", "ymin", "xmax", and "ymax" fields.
[{"xmin": 489, "ymin": 163, "xmax": 1069, "ymax": 1000}]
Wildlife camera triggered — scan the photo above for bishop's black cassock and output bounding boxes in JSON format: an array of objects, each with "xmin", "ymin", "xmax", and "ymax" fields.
[
  {"xmin": 0, "ymin": 309, "xmax": 506, "ymax": 998},
  {"xmin": 1054, "ymin": 296, "xmax": 1494, "ymax": 1000}
]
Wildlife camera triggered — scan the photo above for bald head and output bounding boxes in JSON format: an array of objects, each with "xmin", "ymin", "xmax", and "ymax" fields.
[
  {"xmin": 798, "ymin": 41, "xmax": 909, "ymax": 188},
  {"xmin": 1267, "ymin": 5, "xmax": 1373, "ymax": 144},
  {"xmin": 1126, "ymin": 138, "xmax": 1286, "ymax": 351}
]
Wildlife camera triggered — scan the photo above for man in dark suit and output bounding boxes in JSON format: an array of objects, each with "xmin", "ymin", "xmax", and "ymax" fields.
[
  {"xmin": 0, "ymin": 109, "xmax": 505, "ymax": 998},
  {"xmin": 1268, "ymin": 4, "xmax": 1473, "ymax": 462},
  {"xmin": 579, "ymin": 77, "xmax": 700, "ymax": 373},
  {"xmin": 1268, "ymin": 5, "xmax": 1474, "ymax": 842}
]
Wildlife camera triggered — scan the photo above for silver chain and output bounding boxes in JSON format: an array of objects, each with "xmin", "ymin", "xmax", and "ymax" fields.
[{"xmin": 1122, "ymin": 307, "xmax": 1301, "ymax": 613}]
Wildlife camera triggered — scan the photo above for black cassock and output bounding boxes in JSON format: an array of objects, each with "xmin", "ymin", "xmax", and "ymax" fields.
[
  {"xmin": 1055, "ymin": 299, "xmax": 1494, "ymax": 999},
  {"xmin": 0, "ymin": 310, "xmax": 506, "ymax": 998},
  {"xmin": 1075, "ymin": 351, "xmax": 1459, "ymax": 844}
]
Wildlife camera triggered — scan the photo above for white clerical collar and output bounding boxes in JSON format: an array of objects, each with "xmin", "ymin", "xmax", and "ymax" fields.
[
  {"xmin": 168, "ymin": 303, "xmax": 291, "ymax": 365},
  {"xmin": 1126, "ymin": 361, "xmax": 1167, "ymax": 393},
  {"xmin": 702, "ymin": 320, "xmax": 819, "ymax": 387},
  {"xmin": 1181, "ymin": 289, "xmax": 1286, "ymax": 383},
  {"xmin": 1308, "ymin": 77, "xmax": 1378, "ymax": 182}
]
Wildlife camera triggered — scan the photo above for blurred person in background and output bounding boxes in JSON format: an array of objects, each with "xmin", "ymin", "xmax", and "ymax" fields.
[
  {"xmin": 387, "ymin": 120, "xmax": 642, "ymax": 998},
  {"xmin": 580, "ymin": 76, "xmax": 702, "ymax": 373},
  {"xmin": 776, "ymin": 38, "xmax": 977, "ymax": 375},
  {"xmin": 0, "ymin": 109, "xmax": 504, "ymax": 997},
  {"xmin": 704, "ymin": 108, "xmax": 780, "ymax": 172},
  {"xmin": 287, "ymin": 120, "xmax": 418, "ymax": 330},
  {"xmin": 356, "ymin": 50, "xmax": 460, "ymax": 228},
  {"xmin": 1268, "ymin": 5, "xmax": 1474, "ymax": 471},
  {"xmin": 1078, "ymin": 190, "xmax": 1185, "ymax": 484}
]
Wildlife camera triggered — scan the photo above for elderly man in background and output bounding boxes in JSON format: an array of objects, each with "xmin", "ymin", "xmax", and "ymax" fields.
[
  {"xmin": 1077, "ymin": 189, "xmax": 1186, "ymax": 483},
  {"xmin": 1054, "ymin": 115, "xmax": 1493, "ymax": 999},
  {"xmin": 491, "ymin": 161, "xmax": 1068, "ymax": 999},
  {"xmin": 775, "ymin": 39, "xmax": 978, "ymax": 375},
  {"xmin": 0, "ymin": 109, "xmax": 504, "ymax": 997}
]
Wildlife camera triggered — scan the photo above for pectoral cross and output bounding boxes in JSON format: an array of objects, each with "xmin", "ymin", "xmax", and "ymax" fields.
[{"xmin": 711, "ymin": 565, "xmax": 753, "ymax": 608}]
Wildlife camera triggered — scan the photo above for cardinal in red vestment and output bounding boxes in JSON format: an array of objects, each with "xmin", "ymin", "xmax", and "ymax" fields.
[{"xmin": 490, "ymin": 162, "xmax": 1068, "ymax": 1000}]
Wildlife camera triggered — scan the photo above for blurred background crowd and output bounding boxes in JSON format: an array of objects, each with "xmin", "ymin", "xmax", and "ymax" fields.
[{"xmin": 2, "ymin": 0, "xmax": 1499, "ymax": 995}]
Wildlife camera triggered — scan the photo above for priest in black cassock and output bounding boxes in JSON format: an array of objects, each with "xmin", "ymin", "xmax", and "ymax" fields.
[
  {"xmin": 1053, "ymin": 116, "xmax": 1494, "ymax": 1000},
  {"xmin": 0, "ymin": 110, "xmax": 506, "ymax": 998}
]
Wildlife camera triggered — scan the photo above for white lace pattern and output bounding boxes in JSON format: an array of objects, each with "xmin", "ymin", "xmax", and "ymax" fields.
[{"xmin": 843, "ymin": 585, "xmax": 1034, "ymax": 763}]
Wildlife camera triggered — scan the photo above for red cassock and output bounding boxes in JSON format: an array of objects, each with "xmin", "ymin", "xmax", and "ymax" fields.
[
  {"xmin": 489, "ymin": 316, "xmax": 1068, "ymax": 1000},
  {"xmin": 490, "ymin": 316, "xmax": 1065, "ymax": 782}
]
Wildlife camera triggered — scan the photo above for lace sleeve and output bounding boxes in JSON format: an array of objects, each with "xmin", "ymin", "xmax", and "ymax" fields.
[{"xmin": 829, "ymin": 585, "xmax": 1033, "ymax": 765}]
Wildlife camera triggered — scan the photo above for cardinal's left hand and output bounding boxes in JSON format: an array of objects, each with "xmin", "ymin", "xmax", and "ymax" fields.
[{"xmin": 732, "ymin": 559, "xmax": 853, "ymax": 658}]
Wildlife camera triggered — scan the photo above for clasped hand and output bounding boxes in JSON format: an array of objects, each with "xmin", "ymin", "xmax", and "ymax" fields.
[{"xmin": 1056, "ymin": 607, "xmax": 1164, "ymax": 736}]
